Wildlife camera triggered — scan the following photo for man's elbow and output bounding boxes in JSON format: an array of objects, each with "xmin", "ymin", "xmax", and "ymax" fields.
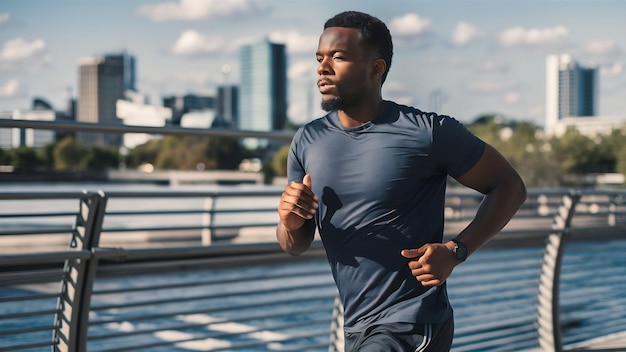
[{"xmin": 511, "ymin": 175, "xmax": 527, "ymax": 208}]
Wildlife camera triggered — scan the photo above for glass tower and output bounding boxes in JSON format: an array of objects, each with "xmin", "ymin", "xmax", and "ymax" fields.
[
  {"xmin": 77, "ymin": 53, "xmax": 135, "ymax": 147},
  {"xmin": 546, "ymin": 54, "xmax": 597, "ymax": 132},
  {"xmin": 239, "ymin": 39, "xmax": 287, "ymax": 148}
]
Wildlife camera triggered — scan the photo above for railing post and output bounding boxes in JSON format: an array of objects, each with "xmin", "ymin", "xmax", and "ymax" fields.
[
  {"xmin": 536, "ymin": 190, "xmax": 581, "ymax": 352},
  {"xmin": 53, "ymin": 191, "xmax": 107, "ymax": 352},
  {"xmin": 202, "ymin": 196, "xmax": 216, "ymax": 245},
  {"xmin": 608, "ymin": 193, "xmax": 621, "ymax": 227},
  {"xmin": 329, "ymin": 295, "xmax": 344, "ymax": 352}
]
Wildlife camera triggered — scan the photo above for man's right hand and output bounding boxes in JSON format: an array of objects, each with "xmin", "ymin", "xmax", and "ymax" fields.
[
  {"xmin": 276, "ymin": 174, "xmax": 318, "ymax": 255},
  {"xmin": 278, "ymin": 174, "xmax": 318, "ymax": 231}
]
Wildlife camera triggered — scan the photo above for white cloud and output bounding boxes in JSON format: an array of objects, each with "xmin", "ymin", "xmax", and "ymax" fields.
[
  {"xmin": 382, "ymin": 80, "xmax": 409, "ymax": 94},
  {"xmin": 137, "ymin": 0, "xmax": 267, "ymax": 22},
  {"xmin": 0, "ymin": 79, "xmax": 18, "ymax": 97},
  {"xmin": 382, "ymin": 80, "xmax": 415, "ymax": 106},
  {"xmin": 585, "ymin": 40, "xmax": 621, "ymax": 56},
  {"xmin": 527, "ymin": 105, "xmax": 545, "ymax": 122},
  {"xmin": 269, "ymin": 30, "xmax": 318, "ymax": 55},
  {"xmin": 467, "ymin": 81, "xmax": 509, "ymax": 93},
  {"xmin": 601, "ymin": 62, "xmax": 623, "ymax": 77},
  {"xmin": 287, "ymin": 101, "xmax": 305, "ymax": 122},
  {"xmin": 288, "ymin": 60, "xmax": 316, "ymax": 80},
  {"xmin": 391, "ymin": 95, "xmax": 415, "ymax": 106},
  {"xmin": 171, "ymin": 30, "xmax": 224, "ymax": 55},
  {"xmin": 499, "ymin": 26, "xmax": 568, "ymax": 47},
  {"xmin": 0, "ymin": 13, "xmax": 10, "ymax": 24},
  {"xmin": 479, "ymin": 60, "xmax": 509, "ymax": 72},
  {"xmin": 0, "ymin": 38, "xmax": 46, "ymax": 62},
  {"xmin": 451, "ymin": 21, "xmax": 481, "ymax": 45},
  {"xmin": 389, "ymin": 13, "xmax": 431, "ymax": 37},
  {"xmin": 175, "ymin": 71, "xmax": 213, "ymax": 85},
  {"xmin": 503, "ymin": 91, "xmax": 520, "ymax": 104}
]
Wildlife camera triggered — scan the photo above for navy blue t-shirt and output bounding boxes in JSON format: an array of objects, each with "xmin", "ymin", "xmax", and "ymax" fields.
[{"xmin": 287, "ymin": 101, "xmax": 485, "ymax": 332}]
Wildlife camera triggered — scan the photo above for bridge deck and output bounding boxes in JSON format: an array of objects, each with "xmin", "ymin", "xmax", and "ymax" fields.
[{"xmin": 570, "ymin": 331, "xmax": 626, "ymax": 351}]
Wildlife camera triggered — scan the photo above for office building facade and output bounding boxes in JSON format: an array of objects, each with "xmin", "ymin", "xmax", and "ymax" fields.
[
  {"xmin": 546, "ymin": 54, "xmax": 597, "ymax": 134},
  {"xmin": 77, "ymin": 53, "xmax": 135, "ymax": 146},
  {"xmin": 216, "ymin": 85, "xmax": 239, "ymax": 128},
  {"xmin": 239, "ymin": 39, "xmax": 287, "ymax": 147}
]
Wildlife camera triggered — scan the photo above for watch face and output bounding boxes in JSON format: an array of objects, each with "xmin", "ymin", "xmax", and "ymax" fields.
[
  {"xmin": 454, "ymin": 240, "xmax": 468, "ymax": 261},
  {"xmin": 456, "ymin": 245, "xmax": 468, "ymax": 261}
]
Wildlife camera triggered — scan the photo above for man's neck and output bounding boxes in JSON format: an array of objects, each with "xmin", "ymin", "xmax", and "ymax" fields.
[{"xmin": 338, "ymin": 99, "xmax": 385, "ymax": 128}]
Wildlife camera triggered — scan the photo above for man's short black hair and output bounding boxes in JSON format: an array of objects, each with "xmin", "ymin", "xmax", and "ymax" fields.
[{"xmin": 324, "ymin": 11, "xmax": 394, "ymax": 83}]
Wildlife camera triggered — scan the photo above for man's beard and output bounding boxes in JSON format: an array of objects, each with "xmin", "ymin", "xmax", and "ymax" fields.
[{"xmin": 320, "ymin": 96, "xmax": 344, "ymax": 112}]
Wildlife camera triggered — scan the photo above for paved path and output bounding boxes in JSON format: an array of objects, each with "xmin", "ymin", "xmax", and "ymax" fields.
[{"xmin": 570, "ymin": 331, "xmax": 626, "ymax": 351}]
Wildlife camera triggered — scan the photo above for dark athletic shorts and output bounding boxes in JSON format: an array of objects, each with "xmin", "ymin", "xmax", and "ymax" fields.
[{"xmin": 344, "ymin": 316, "xmax": 454, "ymax": 352}]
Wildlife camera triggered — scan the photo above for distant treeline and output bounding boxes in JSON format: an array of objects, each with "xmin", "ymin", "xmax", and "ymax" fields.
[{"xmin": 1, "ymin": 114, "xmax": 626, "ymax": 188}]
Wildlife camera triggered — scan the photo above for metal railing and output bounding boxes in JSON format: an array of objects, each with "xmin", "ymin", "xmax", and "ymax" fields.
[{"xmin": 1, "ymin": 187, "xmax": 625, "ymax": 352}]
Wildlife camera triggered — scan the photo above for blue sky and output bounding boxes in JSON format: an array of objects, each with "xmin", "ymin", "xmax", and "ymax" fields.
[{"xmin": 1, "ymin": 0, "xmax": 625, "ymax": 127}]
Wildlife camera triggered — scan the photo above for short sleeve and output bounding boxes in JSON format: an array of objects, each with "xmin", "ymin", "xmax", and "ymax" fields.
[
  {"xmin": 286, "ymin": 128, "xmax": 306, "ymax": 184},
  {"xmin": 431, "ymin": 115, "xmax": 485, "ymax": 178}
]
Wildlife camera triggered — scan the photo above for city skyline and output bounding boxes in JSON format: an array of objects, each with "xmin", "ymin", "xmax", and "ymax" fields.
[{"xmin": 1, "ymin": 0, "xmax": 625, "ymax": 127}]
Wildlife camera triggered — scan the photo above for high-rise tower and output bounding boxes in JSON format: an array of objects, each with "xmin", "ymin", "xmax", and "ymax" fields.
[
  {"xmin": 216, "ymin": 85, "xmax": 239, "ymax": 128},
  {"xmin": 77, "ymin": 53, "xmax": 135, "ymax": 146},
  {"xmin": 546, "ymin": 54, "xmax": 597, "ymax": 133},
  {"xmin": 239, "ymin": 38, "xmax": 287, "ymax": 148}
]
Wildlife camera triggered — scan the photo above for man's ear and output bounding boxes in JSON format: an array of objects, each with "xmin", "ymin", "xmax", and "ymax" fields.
[{"xmin": 371, "ymin": 58, "xmax": 386, "ymax": 81}]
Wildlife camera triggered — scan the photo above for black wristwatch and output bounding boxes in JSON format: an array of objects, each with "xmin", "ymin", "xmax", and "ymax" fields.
[{"xmin": 451, "ymin": 238, "xmax": 468, "ymax": 262}]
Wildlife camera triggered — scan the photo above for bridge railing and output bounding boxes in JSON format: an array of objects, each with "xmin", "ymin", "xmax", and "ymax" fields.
[{"xmin": 0, "ymin": 187, "xmax": 625, "ymax": 352}]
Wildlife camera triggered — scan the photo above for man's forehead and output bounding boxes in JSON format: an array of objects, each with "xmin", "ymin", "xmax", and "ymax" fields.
[{"xmin": 318, "ymin": 27, "xmax": 362, "ymax": 50}]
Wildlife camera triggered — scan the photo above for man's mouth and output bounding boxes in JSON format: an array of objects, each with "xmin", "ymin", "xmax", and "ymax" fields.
[{"xmin": 318, "ymin": 80, "xmax": 335, "ymax": 94}]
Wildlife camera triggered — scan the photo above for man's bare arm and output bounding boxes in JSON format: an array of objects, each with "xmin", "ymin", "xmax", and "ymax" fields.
[
  {"xmin": 276, "ymin": 219, "xmax": 316, "ymax": 255},
  {"xmin": 402, "ymin": 143, "xmax": 526, "ymax": 287},
  {"xmin": 452, "ymin": 143, "xmax": 527, "ymax": 255}
]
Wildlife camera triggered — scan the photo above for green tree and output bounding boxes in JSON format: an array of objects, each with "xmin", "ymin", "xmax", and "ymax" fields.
[
  {"xmin": 596, "ymin": 128, "xmax": 626, "ymax": 173},
  {"xmin": 272, "ymin": 144, "xmax": 290, "ymax": 177},
  {"xmin": 127, "ymin": 138, "xmax": 161, "ymax": 168},
  {"xmin": 552, "ymin": 128, "xmax": 603, "ymax": 174},
  {"xmin": 154, "ymin": 136, "xmax": 203, "ymax": 170},
  {"xmin": 468, "ymin": 115, "xmax": 561, "ymax": 187},
  {"xmin": 53, "ymin": 137, "xmax": 85, "ymax": 171},
  {"xmin": 37, "ymin": 141, "xmax": 57, "ymax": 169},
  {"xmin": 0, "ymin": 148, "xmax": 14, "ymax": 165},
  {"xmin": 11, "ymin": 147, "xmax": 40, "ymax": 171},
  {"xmin": 211, "ymin": 138, "xmax": 245, "ymax": 170},
  {"xmin": 506, "ymin": 123, "xmax": 561, "ymax": 187},
  {"xmin": 617, "ymin": 143, "xmax": 626, "ymax": 178},
  {"xmin": 127, "ymin": 135, "xmax": 246, "ymax": 171},
  {"xmin": 82, "ymin": 146, "xmax": 119, "ymax": 170}
]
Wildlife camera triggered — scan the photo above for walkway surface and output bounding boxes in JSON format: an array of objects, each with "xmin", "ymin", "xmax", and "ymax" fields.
[{"xmin": 570, "ymin": 331, "xmax": 626, "ymax": 351}]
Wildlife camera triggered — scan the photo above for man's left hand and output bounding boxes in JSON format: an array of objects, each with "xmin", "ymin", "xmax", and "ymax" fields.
[{"xmin": 400, "ymin": 242, "xmax": 460, "ymax": 287}]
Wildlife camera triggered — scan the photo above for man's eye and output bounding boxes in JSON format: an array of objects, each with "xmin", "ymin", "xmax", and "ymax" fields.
[{"xmin": 333, "ymin": 56, "xmax": 343, "ymax": 61}]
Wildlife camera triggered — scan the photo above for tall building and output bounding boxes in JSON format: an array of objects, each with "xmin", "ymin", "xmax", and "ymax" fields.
[
  {"xmin": 239, "ymin": 38, "xmax": 287, "ymax": 147},
  {"xmin": 77, "ymin": 53, "xmax": 135, "ymax": 146},
  {"xmin": 545, "ymin": 54, "xmax": 597, "ymax": 134},
  {"xmin": 216, "ymin": 85, "xmax": 239, "ymax": 128}
]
